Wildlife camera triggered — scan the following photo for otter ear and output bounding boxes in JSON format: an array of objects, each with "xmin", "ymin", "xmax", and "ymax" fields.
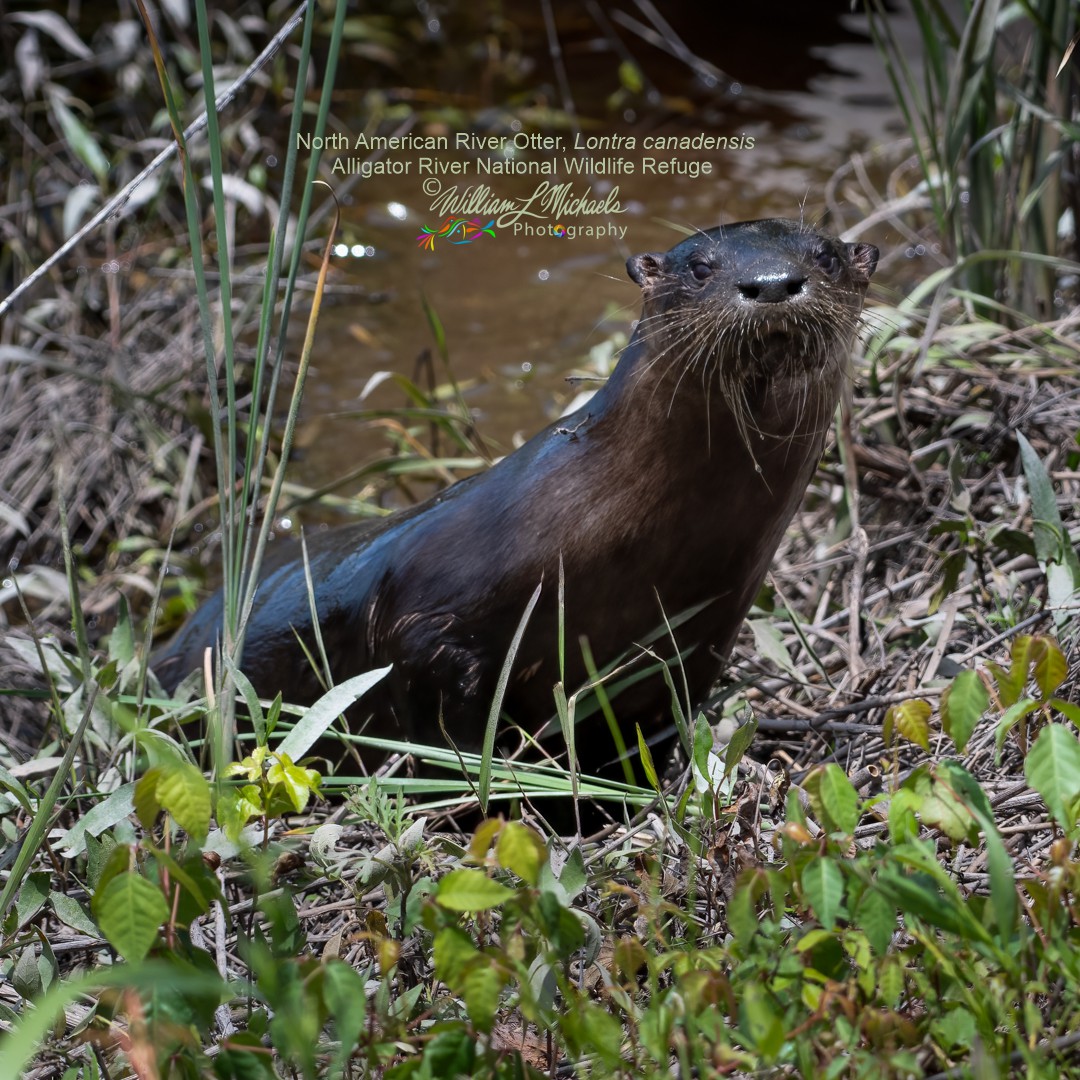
[
  {"xmin": 627, "ymin": 252, "xmax": 666, "ymax": 287},
  {"xmin": 847, "ymin": 242, "xmax": 879, "ymax": 282}
]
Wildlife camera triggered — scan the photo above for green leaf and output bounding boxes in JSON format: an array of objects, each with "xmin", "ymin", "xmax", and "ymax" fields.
[
  {"xmin": 739, "ymin": 983, "xmax": 785, "ymax": 1059},
  {"xmin": 806, "ymin": 764, "xmax": 860, "ymax": 835},
  {"xmin": 433, "ymin": 927, "xmax": 479, "ymax": 987},
  {"xmin": 801, "ymin": 857, "xmax": 844, "ymax": 929},
  {"xmin": 15, "ymin": 873, "xmax": 49, "ymax": 929},
  {"xmin": 748, "ymin": 618, "xmax": 803, "ymax": 682},
  {"xmin": 274, "ymin": 666, "xmax": 392, "ymax": 761},
  {"xmin": 855, "ymin": 887, "xmax": 896, "ymax": 956},
  {"xmin": 561, "ymin": 1001, "xmax": 623, "ymax": 1068},
  {"xmin": 92, "ymin": 872, "xmax": 169, "ymax": 962},
  {"xmin": 133, "ymin": 767, "xmax": 162, "ymax": 832},
  {"xmin": 1051, "ymin": 698, "xmax": 1080, "ymax": 728},
  {"xmin": 636, "ymin": 724, "xmax": 659, "ymax": 792},
  {"xmin": 48, "ymin": 94, "xmax": 109, "ymax": 184},
  {"xmin": 436, "ymin": 869, "xmax": 514, "ymax": 913},
  {"xmin": 556, "ymin": 845, "xmax": 587, "ymax": 903},
  {"xmin": 729, "ymin": 870, "xmax": 768, "ymax": 946},
  {"xmin": 0, "ymin": 764, "xmax": 34, "ymax": 814},
  {"xmin": 920, "ymin": 769, "xmax": 977, "ymax": 844},
  {"xmin": 155, "ymin": 760, "xmax": 212, "ymax": 841},
  {"xmin": 12, "ymin": 946, "xmax": 42, "ymax": 999},
  {"xmin": 1031, "ymin": 636, "xmax": 1068, "ymax": 698},
  {"xmin": 939, "ymin": 761, "xmax": 1017, "ymax": 932},
  {"xmin": 1018, "ymin": 431, "xmax": 1080, "ymax": 582},
  {"xmin": 875, "ymin": 865, "xmax": 991, "ymax": 946},
  {"xmin": 941, "ymin": 670, "xmax": 988, "ymax": 753},
  {"xmin": 723, "ymin": 715, "xmax": 758, "ymax": 778},
  {"xmin": 108, "ymin": 594, "xmax": 136, "ymax": 669},
  {"xmin": 421, "ymin": 1025, "xmax": 476, "ymax": 1076},
  {"xmin": 323, "ymin": 958, "xmax": 367, "ymax": 1072},
  {"xmin": 495, "ymin": 821, "xmax": 546, "ymax": 886},
  {"xmin": 463, "ymin": 965, "xmax": 503, "ymax": 1033},
  {"xmin": 886, "ymin": 699, "xmax": 932, "ymax": 752},
  {"xmin": 217, "ymin": 785, "xmax": 264, "ymax": 842},
  {"xmin": 49, "ymin": 892, "xmax": 99, "ymax": 937},
  {"xmin": 266, "ymin": 753, "xmax": 321, "ymax": 814},
  {"xmin": 1025, "ymin": 724, "xmax": 1080, "ymax": 833},
  {"xmin": 617, "ymin": 59, "xmax": 644, "ymax": 94},
  {"xmin": 480, "ymin": 583, "xmax": 542, "ymax": 813},
  {"xmin": 691, "ymin": 712, "xmax": 714, "ymax": 792},
  {"xmin": 994, "ymin": 697, "xmax": 1040, "ymax": 757},
  {"xmin": 57, "ymin": 782, "xmax": 136, "ymax": 858}
]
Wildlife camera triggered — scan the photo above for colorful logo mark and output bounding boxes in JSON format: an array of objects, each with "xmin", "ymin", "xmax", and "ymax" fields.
[
  {"xmin": 416, "ymin": 216, "xmax": 496, "ymax": 251},
  {"xmin": 552, "ymin": 224, "xmax": 567, "ymax": 237}
]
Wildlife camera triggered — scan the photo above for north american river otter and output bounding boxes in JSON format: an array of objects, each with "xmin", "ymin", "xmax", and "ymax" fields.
[{"xmin": 154, "ymin": 219, "xmax": 878, "ymax": 766}]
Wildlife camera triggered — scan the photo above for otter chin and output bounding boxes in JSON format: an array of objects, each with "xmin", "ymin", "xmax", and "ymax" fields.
[{"xmin": 154, "ymin": 219, "xmax": 878, "ymax": 772}]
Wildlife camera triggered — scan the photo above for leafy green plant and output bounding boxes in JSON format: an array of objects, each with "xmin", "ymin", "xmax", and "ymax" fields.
[{"xmin": 868, "ymin": 0, "xmax": 1079, "ymax": 317}]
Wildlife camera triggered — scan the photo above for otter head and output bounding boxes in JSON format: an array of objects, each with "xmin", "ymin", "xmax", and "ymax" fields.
[{"xmin": 625, "ymin": 219, "xmax": 878, "ymax": 445}]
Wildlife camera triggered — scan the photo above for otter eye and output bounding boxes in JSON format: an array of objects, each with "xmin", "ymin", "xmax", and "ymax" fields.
[
  {"xmin": 691, "ymin": 262, "xmax": 713, "ymax": 281},
  {"xmin": 815, "ymin": 246, "xmax": 841, "ymax": 276}
]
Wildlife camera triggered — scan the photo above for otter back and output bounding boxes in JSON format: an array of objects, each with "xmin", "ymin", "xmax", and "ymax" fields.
[{"xmin": 153, "ymin": 219, "xmax": 878, "ymax": 768}]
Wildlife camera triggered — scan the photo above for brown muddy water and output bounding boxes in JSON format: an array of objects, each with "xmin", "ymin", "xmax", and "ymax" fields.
[{"xmin": 286, "ymin": 1, "xmax": 921, "ymax": 511}]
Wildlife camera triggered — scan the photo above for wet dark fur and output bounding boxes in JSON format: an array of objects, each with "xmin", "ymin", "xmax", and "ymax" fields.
[{"xmin": 154, "ymin": 219, "xmax": 878, "ymax": 767}]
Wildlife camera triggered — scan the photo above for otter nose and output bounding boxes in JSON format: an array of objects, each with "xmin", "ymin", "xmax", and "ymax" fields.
[{"xmin": 736, "ymin": 268, "xmax": 807, "ymax": 304}]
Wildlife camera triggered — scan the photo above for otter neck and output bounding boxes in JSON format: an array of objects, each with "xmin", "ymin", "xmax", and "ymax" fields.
[{"xmin": 591, "ymin": 319, "xmax": 838, "ymax": 450}]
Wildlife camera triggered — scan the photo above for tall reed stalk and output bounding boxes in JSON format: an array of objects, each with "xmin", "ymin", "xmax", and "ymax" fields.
[
  {"xmin": 868, "ymin": 0, "xmax": 1079, "ymax": 319},
  {"xmin": 137, "ymin": 0, "xmax": 348, "ymax": 769}
]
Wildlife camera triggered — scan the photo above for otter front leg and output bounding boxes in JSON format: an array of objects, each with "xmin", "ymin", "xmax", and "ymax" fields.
[{"xmin": 385, "ymin": 611, "xmax": 497, "ymax": 751}]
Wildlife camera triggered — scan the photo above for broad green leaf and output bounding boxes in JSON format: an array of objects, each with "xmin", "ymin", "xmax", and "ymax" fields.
[
  {"xmin": 941, "ymin": 670, "xmax": 988, "ymax": 753},
  {"xmin": 1025, "ymin": 724, "xmax": 1080, "ymax": 833},
  {"xmin": 155, "ymin": 760, "xmax": 212, "ymax": 841},
  {"xmin": 49, "ymin": 892, "xmax": 99, "ymax": 937},
  {"xmin": 920, "ymin": 771, "xmax": 976, "ymax": 844},
  {"xmin": 855, "ymin": 887, "xmax": 896, "ymax": 956},
  {"xmin": 12, "ymin": 946, "xmax": 42, "ymax": 1000},
  {"xmin": 801, "ymin": 857, "xmax": 844, "ymax": 929},
  {"xmin": 433, "ymin": 927, "xmax": 479, "ymax": 987},
  {"xmin": 133, "ymin": 768, "xmax": 162, "ymax": 831},
  {"xmin": 562, "ymin": 1001, "xmax": 623, "ymax": 1068},
  {"xmin": 886, "ymin": 699, "xmax": 932, "ymax": 752},
  {"xmin": 266, "ymin": 753, "xmax": 321, "ymax": 814},
  {"xmin": 323, "ymin": 958, "xmax": 367, "ymax": 1072},
  {"xmin": 93, "ymin": 872, "xmax": 169, "ymax": 962},
  {"xmin": 875, "ymin": 865, "xmax": 991, "ymax": 945},
  {"xmin": 56, "ymin": 783, "xmax": 136, "ymax": 858},
  {"xmin": 810, "ymin": 764, "xmax": 860, "ymax": 836},
  {"xmin": 556, "ymin": 845, "xmax": 587, "ymax": 902},
  {"xmin": 16, "ymin": 873, "xmax": 49, "ymax": 929},
  {"xmin": 739, "ymin": 983, "xmax": 785, "ymax": 1059},
  {"xmin": 463, "ymin": 964, "xmax": 503, "ymax": 1033},
  {"xmin": 422, "ymin": 1025, "xmax": 476, "ymax": 1075},
  {"xmin": 436, "ymin": 869, "xmax": 513, "ymax": 913},
  {"xmin": 217, "ymin": 785, "xmax": 264, "ymax": 842},
  {"xmin": 1031, "ymin": 636, "xmax": 1068, "ymax": 698},
  {"xmin": 748, "ymin": 618, "xmax": 803, "ymax": 681},
  {"xmin": 495, "ymin": 821, "xmax": 546, "ymax": 886}
]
